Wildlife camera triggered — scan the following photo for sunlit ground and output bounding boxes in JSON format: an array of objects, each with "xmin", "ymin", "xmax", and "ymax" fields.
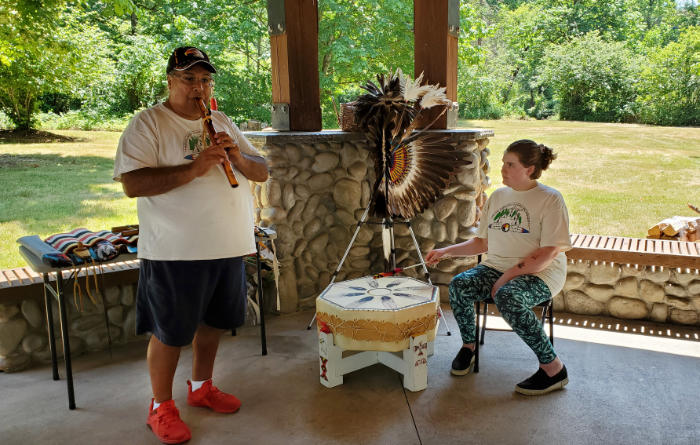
[{"xmin": 473, "ymin": 308, "xmax": 700, "ymax": 359}]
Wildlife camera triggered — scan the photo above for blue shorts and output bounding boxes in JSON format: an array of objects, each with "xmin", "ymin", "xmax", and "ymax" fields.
[{"xmin": 136, "ymin": 257, "xmax": 247, "ymax": 347}]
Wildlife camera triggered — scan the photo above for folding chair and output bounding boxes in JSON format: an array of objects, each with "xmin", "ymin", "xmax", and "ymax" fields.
[{"xmin": 473, "ymin": 297, "xmax": 554, "ymax": 373}]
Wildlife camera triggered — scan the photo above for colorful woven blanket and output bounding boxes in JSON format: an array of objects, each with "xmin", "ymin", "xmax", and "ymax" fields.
[{"xmin": 44, "ymin": 228, "xmax": 137, "ymax": 263}]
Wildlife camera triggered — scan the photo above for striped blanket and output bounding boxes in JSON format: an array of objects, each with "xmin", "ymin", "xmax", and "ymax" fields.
[{"xmin": 44, "ymin": 228, "xmax": 137, "ymax": 263}]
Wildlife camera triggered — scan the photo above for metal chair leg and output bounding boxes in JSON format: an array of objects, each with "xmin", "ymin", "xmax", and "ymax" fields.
[
  {"xmin": 473, "ymin": 301, "xmax": 480, "ymax": 373},
  {"xmin": 541, "ymin": 304, "xmax": 547, "ymax": 326},
  {"xmin": 548, "ymin": 302, "xmax": 554, "ymax": 345},
  {"xmin": 478, "ymin": 299, "xmax": 555, "ymax": 371},
  {"xmin": 479, "ymin": 302, "xmax": 488, "ymax": 345}
]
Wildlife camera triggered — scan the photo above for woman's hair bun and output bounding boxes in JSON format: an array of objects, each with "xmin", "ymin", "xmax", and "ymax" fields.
[{"xmin": 538, "ymin": 144, "xmax": 557, "ymax": 171}]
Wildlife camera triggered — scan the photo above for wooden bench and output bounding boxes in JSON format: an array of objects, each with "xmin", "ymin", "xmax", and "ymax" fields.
[
  {"xmin": 566, "ymin": 234, "xmax": 700, "ymax": 270},
  {"xmin": 0, "ymin": 259, "xmax": 140, "ymax": 306}
]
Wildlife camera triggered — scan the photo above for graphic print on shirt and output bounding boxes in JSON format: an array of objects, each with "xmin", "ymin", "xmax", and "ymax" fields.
[
  {"xmin": 183, "ymin": 130, "xmax": 211, "ymax": 160},
  {"xmin": 489, "ymin": 202, "xmax": 531, "ymax": 233}
]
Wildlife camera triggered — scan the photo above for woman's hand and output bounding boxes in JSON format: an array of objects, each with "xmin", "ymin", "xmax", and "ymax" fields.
[{"xmin": 425, "ymin": 248, "xmax": 447, "ymax": 266}]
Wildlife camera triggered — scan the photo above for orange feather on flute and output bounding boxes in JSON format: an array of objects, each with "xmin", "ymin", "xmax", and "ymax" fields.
[{"xmin": 196, "ymin": 98, "xmax": 239, "ymax": 188}]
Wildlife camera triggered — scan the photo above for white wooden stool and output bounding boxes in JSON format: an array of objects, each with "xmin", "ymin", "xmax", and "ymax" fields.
[{"xmin": 315, "ymin": 276, "xmax": 439, "ymax": 392}]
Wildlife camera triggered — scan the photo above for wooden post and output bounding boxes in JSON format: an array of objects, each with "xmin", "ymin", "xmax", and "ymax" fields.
[
  {"xmin": 268, "ymin": 0, "xmax": 322, "ymax": 131},
  {"xmin": 414, "ymin": 0, "xmax": 459, "ymax": 129}
]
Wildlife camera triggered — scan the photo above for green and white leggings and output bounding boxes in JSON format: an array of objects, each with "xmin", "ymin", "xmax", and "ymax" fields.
[{"xmin": 448, "ymin": 264, "xmax": 557, "ymax": 364}]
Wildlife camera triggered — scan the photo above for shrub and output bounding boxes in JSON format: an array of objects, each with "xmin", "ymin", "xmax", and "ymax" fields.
[
  {"xmin": 636, "ymin": 26, "xmax": 700, "ymax": 126},
  {"xmin": 37, "ymin": 110, "xmax": 131, "ymax": 131},
  {"xmin": 540, "ymin": 32, "xmax": 641, "ymax": 122},
  {"xmin": 0, "ymin": 111, "xmax": 12, "ymax": 130},
  {"xmin": 458, "ymin": 65, "xmax": 507, "ymax": 119}
]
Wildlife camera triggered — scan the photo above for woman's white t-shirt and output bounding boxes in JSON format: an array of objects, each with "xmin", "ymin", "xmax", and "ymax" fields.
[{"xmin": 477, "ymin": 183, "xmax": 572, "ymax": 295}]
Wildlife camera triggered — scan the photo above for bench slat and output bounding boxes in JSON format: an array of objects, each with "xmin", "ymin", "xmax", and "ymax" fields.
[
  {"xmin": 670, "ymin": 241, "xmax": 680, "ymax": 255},
  {"xmin": 646, "ymin": 239, "xmax": 656, "ymax": 254},
  {"xmin": 2, "ymin": 269, "xmax": 20, "ymax": 287},
  {"xmin": 612, "ymin": 237, "xmax": 624, "ymax": 251},
  {"xmin": 570, "ymin": 233, "xmax": 581, "ymax": 246},
  {"xmin": 661, "ymin": 240, "xmax": 671, "ymax": 255},
  {"xmin": 689, "ymin": 243, "xmax": 700, "ymax": 256},
  {"xmin": 621, "ymin": 237, "xmax": 631, "ymax": 252},
  {"xmin": 604, "ymin": 237, "xmax": 616, "ymax": 250},
  {"xmin": 0, "ymin": 270, "xmax": 12, "ymax": 288},
  {"xmin": 12, "ymin": 268, "xmax": 38, "ymax": 286}
]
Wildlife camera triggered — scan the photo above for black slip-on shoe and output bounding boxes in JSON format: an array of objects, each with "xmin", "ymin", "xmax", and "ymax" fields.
[
  {"xmin": 515, "ymin": 365, "xmax": 568, "ymax": 395},
  {"xmin": 450, "ymin": 347, "xmax": 475, "ymax": 376}
]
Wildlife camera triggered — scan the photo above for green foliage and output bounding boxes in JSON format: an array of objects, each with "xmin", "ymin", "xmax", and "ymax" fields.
[
  {"xmin": 0, "ymin": 1, "xmax": 63, "ymax": 129},
  {"xmin": 540, "ymin": 32, "xmax": 641, "ymax": 122},
  {"xmin": 37, "ymin": 110, "xmax": 131, "ymax": 131},
  {"xmin": 109, "ymin": 34, "xmax": 168, "ymax": 113},
  {"xmin": 457, "ymin": 65, "xmax": 506, "ymax": 119},
  {"xmin": 1, "ymin": 0, "xmax": 698, "ymax": 130},
  {"xmin": 318, "ymin": 0, "xmax": 414, "ymax": 125},
  {"xmin": 0, "ymin": 110, "xmax": 11, "ymax": 129},
  {"xmin": 214, "ymin": 65, "xmax": 272, "ymax": 125},
  {"xmin": 0, "ymin": 2, "xmax": 116, "ymax": 129},
  {"xmin": 636, "ymin": 26, "xmax": 700, "ymax": 126}
]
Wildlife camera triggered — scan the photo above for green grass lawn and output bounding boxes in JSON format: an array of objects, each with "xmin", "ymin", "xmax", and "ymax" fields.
[
  {"xmin": 1, "ymin": 121, "xmax": 699, "ymax": 269},
  {"xmin": 0, "ymin": 130, "xmax": 137, "ymax": 269}
]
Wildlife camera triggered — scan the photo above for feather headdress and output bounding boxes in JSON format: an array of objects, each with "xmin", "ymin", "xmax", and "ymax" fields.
[{"xmin": 354, "ymin": 69, "xmax": 469, "ymax": 220}]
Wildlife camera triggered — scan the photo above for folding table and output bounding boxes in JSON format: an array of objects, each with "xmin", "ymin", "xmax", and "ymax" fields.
[{"xmin": 18, "ymin": 228, "xmax": 275, "ymax": 410}]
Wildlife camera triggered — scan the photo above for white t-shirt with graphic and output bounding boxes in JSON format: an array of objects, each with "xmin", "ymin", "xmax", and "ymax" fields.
[
  {"xmin": 477, "ymin": 183, "xmax": 572, "ymax": 295},
  {"xmin": 113, "ymin": 102, "xmax": 262, "ymax": 261}
]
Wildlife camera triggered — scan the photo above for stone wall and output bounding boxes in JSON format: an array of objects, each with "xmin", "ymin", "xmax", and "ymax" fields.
[
  {"xmin": 555, "ymin": 260, "xmax": 700, "ymax": 326},
  {"xmin": 246, "ymin": 129, "xmax": 494, "ymax": 311},
  {"xmin": 0, "ymin": 260, "xmax": 269, "ymax": 372},
  {"xmin": 0, "ymin": 282, "xmax": 139, "ymax": 372}
]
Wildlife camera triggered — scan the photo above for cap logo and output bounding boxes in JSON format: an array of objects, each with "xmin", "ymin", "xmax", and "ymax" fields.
[{"xmin": 184, "ymin": 48, "xmax": 205, "ymax": 59}]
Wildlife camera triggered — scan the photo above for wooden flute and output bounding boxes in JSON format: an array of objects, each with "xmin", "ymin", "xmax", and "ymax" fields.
[{"xmin": 196, "ymin": 98, "xmax": 239, "ymax": 188}]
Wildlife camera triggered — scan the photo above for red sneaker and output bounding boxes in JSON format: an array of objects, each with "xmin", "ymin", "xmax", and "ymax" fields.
[
  {"xmin": 187, "ymin": 380, "xmax": 241, "ymax": 413},
  {"xmin": 146, "ymin": 399, "xmax": 191, "ymax": 444}
]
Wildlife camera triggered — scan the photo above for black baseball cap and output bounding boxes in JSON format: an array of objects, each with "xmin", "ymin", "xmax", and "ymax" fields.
[{"xmin": 166, "ymin": 46, "xmax": 217, "ymax": 74}]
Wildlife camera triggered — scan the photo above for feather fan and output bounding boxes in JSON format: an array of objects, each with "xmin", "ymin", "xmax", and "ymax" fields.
[{"xmin": 354, "ymin": 69, "xmax": 470, "ymax": 220}]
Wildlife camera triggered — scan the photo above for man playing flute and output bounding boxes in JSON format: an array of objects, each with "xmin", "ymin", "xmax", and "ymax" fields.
[{"xmin": 114, "ymin": 46, "xmax": 268, "ymax": 444}]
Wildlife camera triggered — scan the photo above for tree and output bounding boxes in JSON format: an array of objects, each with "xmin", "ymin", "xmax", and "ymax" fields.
[
  {"xmin": 318, "ymin": 0, "xmax": 414, "ymax": 127},
  {"xmin": 131, "ymin": 0, "xmax": 272, "ymax": 122},
  {"xmin": 636, "ymin": 26, "xmax": 700, "ymax": 126},
  {"xmin": 0, "ymin": 1, "xmax": 121, "ymax": 130},
  {"xmin": 457, "ymin": 0, "xmax": 503, "ymax": 118},
  {"xmin": 540, "ymin": 32, "xmax": 641, "ymax": 122}
]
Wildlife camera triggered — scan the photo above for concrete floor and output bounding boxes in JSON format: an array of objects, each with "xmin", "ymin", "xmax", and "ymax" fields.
[{"xmin": 1, "ymin": 307, "xmax": 699, "ymax": 445}]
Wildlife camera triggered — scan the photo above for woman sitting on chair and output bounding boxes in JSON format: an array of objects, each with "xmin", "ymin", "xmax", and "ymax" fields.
[{"xmin": 425, "ymin": 139, "xmax": 572, "ymax": 395}]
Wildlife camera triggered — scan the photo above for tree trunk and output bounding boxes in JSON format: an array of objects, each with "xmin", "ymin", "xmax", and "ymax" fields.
[
  {"xmin": 130, "ymin": 13, "xmax": 138, "ymax": 35},
  {"xmin": 7, "ymin": 90, "xmax": 36, "ymax": 131}
]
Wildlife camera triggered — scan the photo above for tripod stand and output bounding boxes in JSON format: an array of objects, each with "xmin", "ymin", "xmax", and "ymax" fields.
[{"xmin": 305, "ymin": 192, "xmax": 451, "ymax": 336}]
